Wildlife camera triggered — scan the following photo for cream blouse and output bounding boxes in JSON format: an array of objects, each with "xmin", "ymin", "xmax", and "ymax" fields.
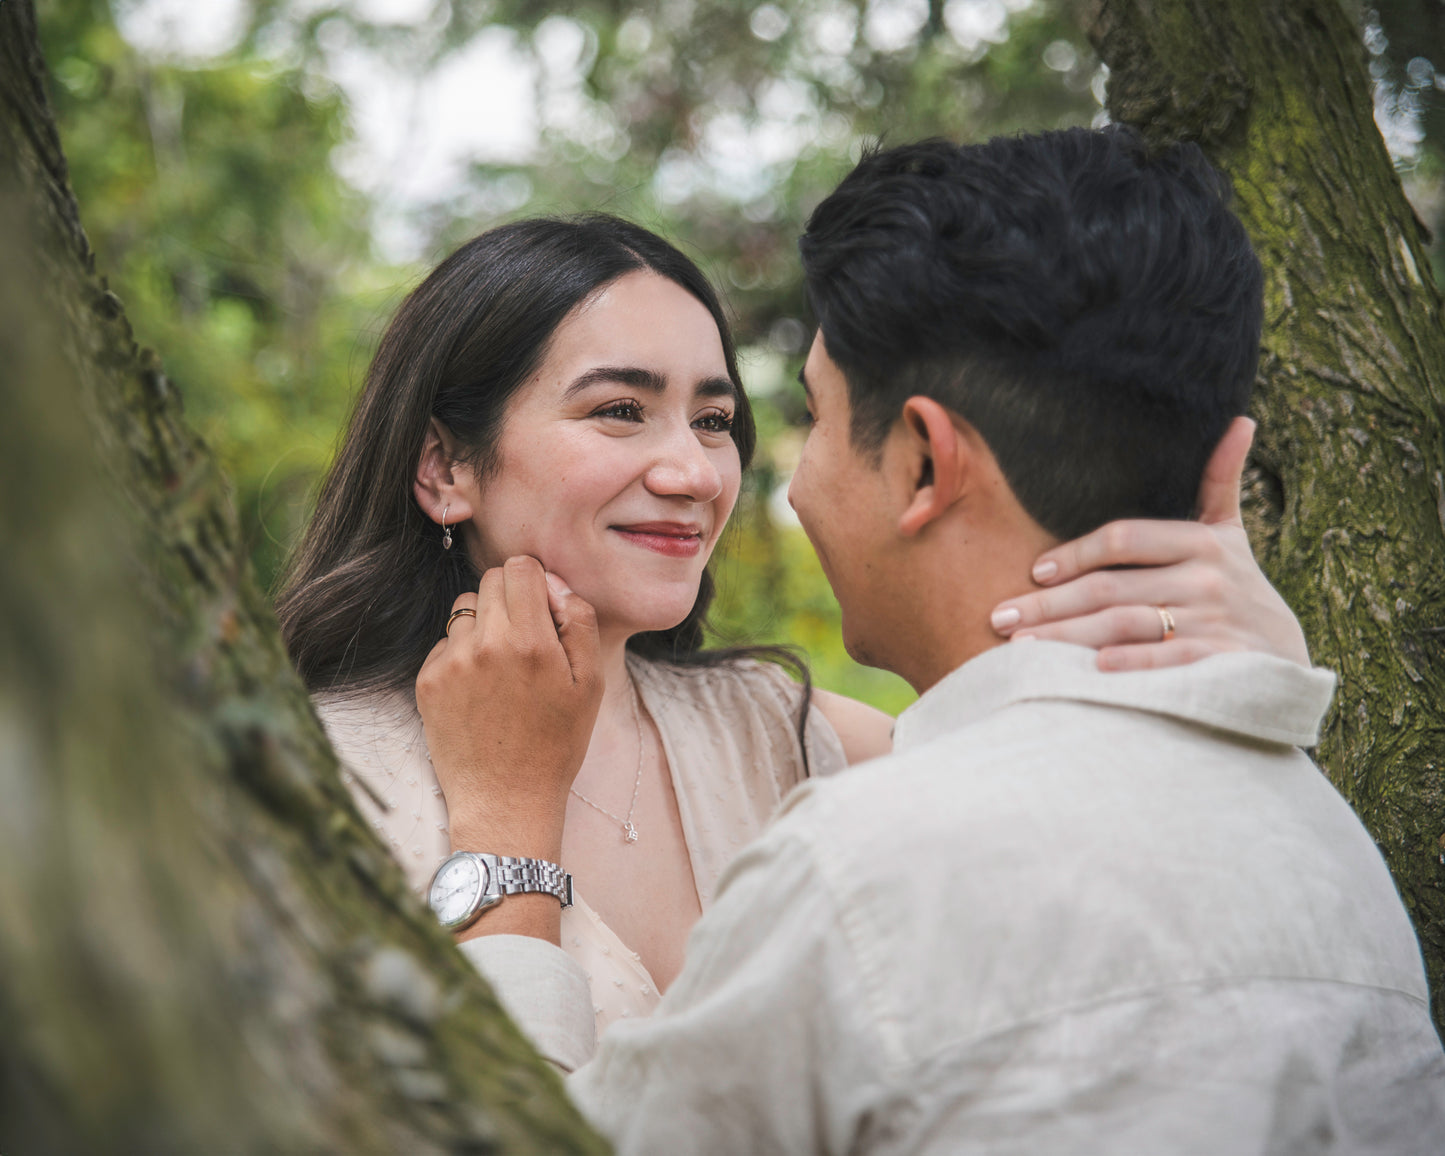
[{"xmin": 315, "ymin": 656, "xmax": 848, "ymax": 1036}]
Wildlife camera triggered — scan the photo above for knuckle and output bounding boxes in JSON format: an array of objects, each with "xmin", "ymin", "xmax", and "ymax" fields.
[
  {"xmin": 1088, "ymin": 571, "xmax": 1120, "ymax": 606},
  {"xmin": 1196, "ymin": 569, "xmax": 1226, "ymax": 605},
  {"xmin": 1102, "ymin": 522, "xmax": 1133, "ymax": 558},
  {"xmin": 1032, "ymin": 589, "xmax": 1059, "ymax": 621},
  {"xmin": 1195, "ymin": 527, "xmax": 1225, "ymax": 563},
  {"xmin": 1137, "ymin": 647, "xmax": 1167, "ymax": 670},
  {"xmin": 1105, "ymin": 606, "xmax": 1136, "ymax": 635}
]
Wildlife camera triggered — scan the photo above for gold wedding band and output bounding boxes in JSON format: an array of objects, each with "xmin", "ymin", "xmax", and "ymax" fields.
[
  {"xmin": 1155, "ymin": 605, "xmax": 1177, "ymax": 642},
  {"xmin": 445, "ymin": 607, "xmax": 477, "ymax": 637}
]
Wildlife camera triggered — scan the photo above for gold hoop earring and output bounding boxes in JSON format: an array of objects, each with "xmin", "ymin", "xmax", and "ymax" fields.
[{"xmin": 441, "ymin": 504, "xmax": 452, "ymax": 550}]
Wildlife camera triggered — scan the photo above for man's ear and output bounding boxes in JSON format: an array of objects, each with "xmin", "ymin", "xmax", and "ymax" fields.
[
  {"xmin": 413, "ymin": 417, "xmax": 476, "ymax": 526},
  {"xmin": 897, "ymin": 397, "xmax": 970, "ymax": 537}
]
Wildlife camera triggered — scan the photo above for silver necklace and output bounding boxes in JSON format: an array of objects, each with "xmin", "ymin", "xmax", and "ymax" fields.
[{"xmin": 569, "ymin": 674, "xmax": 644, "ymax": 844}]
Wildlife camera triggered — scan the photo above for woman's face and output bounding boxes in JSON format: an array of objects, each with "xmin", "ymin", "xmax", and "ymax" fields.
[{"xmin": 466, "ymin": 270, "xmax": 742, "ymax": 637}]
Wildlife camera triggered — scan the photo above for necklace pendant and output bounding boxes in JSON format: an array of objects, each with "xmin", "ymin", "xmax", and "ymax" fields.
[{"xmin": 623, "ymin": 821, "xmax": 639, "ymax": 844}]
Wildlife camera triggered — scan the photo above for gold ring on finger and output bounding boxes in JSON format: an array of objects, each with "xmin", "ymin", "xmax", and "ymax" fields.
[
  {"xmin": 445, "ymin": 607, "xmax": 477, "ymax": 637},
  {"xmin": 1154, "ymin": 605, "xmax": 1176, "ymax": 642}
]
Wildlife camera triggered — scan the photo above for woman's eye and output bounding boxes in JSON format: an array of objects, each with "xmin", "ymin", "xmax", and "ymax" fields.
[
  {"xmin": 594, "ymin": 400, "xmax": 643, "ymax": 422},
  {"xmin": 694, "ymin": 410, "xmax": 735, "ymax": 434}
]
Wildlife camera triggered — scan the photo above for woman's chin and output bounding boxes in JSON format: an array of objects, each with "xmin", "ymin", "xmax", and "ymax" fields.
[{"xmin": 587, "ymin": 592, "xmax": 699, "ymax": 641}]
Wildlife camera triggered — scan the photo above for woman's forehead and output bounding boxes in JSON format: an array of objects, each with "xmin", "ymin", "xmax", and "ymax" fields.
[{"xmin": 537, "ymin": 271, "xmax": 731, "ymax": 385}]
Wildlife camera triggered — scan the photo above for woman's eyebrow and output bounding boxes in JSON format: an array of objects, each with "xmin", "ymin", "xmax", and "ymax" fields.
[
  {"xmin": 695, "ymin": 376, "xmax": 738, "ymax": 402},
  {"xmin": 562, "ymin": 366, "xmax": 667, "ymax": 400},
  {"xmin": 562, "ymin": 367, "xmax": 737, "ymax": 403}
]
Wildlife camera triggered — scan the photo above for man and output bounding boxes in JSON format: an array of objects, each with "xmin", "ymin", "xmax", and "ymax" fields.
[{"xmin": 422, "ymin": 128, "xmax": 1445, "ymax": 1151}]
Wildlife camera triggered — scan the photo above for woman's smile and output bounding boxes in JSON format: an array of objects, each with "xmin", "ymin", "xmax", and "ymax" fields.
[{"xmin": 611, "ymin": 521, "xmax": 706, "ymax": 558}]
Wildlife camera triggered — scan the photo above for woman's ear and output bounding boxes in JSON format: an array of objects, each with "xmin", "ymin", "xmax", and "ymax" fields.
[
  {"xmin": 896, "ymin": 397, "xmax": 970, "ymax": 537},
  {"xmin": 413, "ymin": 418, "xmax": 476, "ymax": 527}
]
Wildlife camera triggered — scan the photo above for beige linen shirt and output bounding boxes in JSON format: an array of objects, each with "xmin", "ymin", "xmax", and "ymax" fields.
[
  {"xmin": 316, "ymin": 656, "xmax": 847, "ymax": 1035},
  {"xmin": 465, "ymin": 642, "xmax": 1445, "ymax": 1153}
]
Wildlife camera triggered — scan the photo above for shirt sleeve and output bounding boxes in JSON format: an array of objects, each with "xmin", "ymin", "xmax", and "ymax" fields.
[
  {"xmin": 565, "ymin": 812, "xmax": 892, "ymax": 1156},
  {"xmin": 458, "ymin": 934, "xmax": 597, "ymax": 1074}
]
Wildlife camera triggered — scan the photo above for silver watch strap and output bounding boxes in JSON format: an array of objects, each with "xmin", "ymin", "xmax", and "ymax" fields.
[{"xmin": 484, "ymin": 853, "xmax": 573, "ymax": 908}]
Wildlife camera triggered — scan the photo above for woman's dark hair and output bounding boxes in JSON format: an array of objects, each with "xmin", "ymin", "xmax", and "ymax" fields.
[{"xmin": 276, "ymin": 214, "xmax": 810, "ymax": 750}]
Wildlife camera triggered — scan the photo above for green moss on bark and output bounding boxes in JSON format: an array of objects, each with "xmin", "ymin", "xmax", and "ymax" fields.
[
  {"xmin": 0, "ymin": 1, "xmax": 610, "ymax": 1148},
  {"xmin": 1089, "ymin": 0, "xmax": 1445, "ymax": 1035}
]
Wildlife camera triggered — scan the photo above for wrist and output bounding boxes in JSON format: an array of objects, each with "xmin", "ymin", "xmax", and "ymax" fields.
[
  {"xmin": 446, "ymin": 807, "xmax": 565, "ymax": 863},
  {"xmin": 429, "ymin": 851, "xmax": 571, "ymax": 947},
  {"xmin": 454, "ymin": 892, "xmax": 562, "ymax": 945}
]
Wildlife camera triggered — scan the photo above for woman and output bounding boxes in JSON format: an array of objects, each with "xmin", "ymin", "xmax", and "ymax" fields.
[{"xmin": 278, "ymin": 215, "xmax": 1307, "ymax": 1034}]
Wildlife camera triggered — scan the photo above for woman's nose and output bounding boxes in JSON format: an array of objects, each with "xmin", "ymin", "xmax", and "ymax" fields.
[{"xmin": 645, "ymin": 428, "xmax": 723, "ymax": 502}]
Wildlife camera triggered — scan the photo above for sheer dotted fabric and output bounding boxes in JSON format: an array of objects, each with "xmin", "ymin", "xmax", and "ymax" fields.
[{"xmin": 316, "ymin": 657, "xmax": 847, "ymax": 1037}]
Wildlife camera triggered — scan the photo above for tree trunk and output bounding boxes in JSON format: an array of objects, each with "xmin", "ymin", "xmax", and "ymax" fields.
[
  {"xmin": 0, "ymin": 2, "xmax": 608, "ymax": 1150},
  {"xmin": 1085, "ymin": 0, "xmax": 1445, "ymax": 1034}
]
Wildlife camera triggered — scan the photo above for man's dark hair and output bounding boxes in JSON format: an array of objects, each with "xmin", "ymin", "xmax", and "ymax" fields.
[{"xmin": 798, "ymin": 127, "xmax": 1263, "ymax": 540}]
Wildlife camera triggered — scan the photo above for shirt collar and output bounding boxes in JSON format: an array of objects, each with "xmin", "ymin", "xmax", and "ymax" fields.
[{"xmin": 892, "ymin": 641, "xmax": 1336, "ymax": 753}]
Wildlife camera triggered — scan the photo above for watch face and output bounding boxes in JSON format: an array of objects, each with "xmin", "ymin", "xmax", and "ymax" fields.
[{"xmin": 429, "ymin": 854, "xmax": 487, "ymax": 928}]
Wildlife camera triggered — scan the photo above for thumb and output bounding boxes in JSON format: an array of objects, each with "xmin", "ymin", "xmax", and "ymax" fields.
[
  {"xmin": 545, "ymin": 572, "xmax": 601, "ymax": 690},
  {"xmin": 1195, "ymin": 415, "xmax": 1255, "ymax": 527}
]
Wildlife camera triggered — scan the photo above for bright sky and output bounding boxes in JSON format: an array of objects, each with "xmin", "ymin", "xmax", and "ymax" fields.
[
  {"xmin": 111, "ymin": 0, "xmax": 1041, "ymax": 230},
  {"xmin": 110, "ymin": 0, "xmax": 1428, "ymax": 260},
  {"xmin": 115, "ymin": 0, "xmax": 541, "ymax": 254}
]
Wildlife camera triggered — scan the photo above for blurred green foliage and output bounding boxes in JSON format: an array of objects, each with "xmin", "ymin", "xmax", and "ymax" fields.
[{"xmin": 39, "ymin": 0, "xmax": 1443, "ymax": 715}]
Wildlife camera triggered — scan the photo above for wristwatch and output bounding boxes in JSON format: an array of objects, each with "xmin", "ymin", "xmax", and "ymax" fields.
[{"xmin": 427, "ymin": 851, "xmax": 574, "ymax": 931}]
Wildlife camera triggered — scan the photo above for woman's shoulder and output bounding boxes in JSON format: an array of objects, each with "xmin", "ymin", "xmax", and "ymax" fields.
[
  {"xmin": 312, "ymin": 686, "xmax": 446, "ymax": 894},
  {"xmin": 809, "ymin": 688, "xmax": 894, "ymax": 766},
  {"xmin": 313, "ymin": 686, "xmax": 423, "ymax": 751}
]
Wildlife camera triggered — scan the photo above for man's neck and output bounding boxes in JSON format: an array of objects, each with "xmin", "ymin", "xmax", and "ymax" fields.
[{"xmin": 894, "ymin": 525, "xmax": 1057, "ymax": 695}]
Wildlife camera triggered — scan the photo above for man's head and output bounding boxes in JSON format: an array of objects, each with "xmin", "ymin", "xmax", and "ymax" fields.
[{"xmin": 788, "ymin": 127, "xmax": 1263, "ymax": 686}]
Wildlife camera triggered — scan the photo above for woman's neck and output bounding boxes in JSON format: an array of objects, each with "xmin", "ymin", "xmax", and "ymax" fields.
[
  {"xmin": 564, "ymin": 625, "xmax": 647, "ymax": 803},
  {"xmin": 596, "ymin": 626, "xmax": 640, "ymax": 721}
]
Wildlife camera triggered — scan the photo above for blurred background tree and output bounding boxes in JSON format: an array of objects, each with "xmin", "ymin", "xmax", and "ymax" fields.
[{"xmin": 38, "ymin": 0, "xmax": 1444, "ymax": 716}]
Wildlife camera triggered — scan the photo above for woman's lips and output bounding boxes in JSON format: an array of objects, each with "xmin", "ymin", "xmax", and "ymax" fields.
[{"xmin": 612, "ymin": 522, "xmax": 704, "ymax": 558}]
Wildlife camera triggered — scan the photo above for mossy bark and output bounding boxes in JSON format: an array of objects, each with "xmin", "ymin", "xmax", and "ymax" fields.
[
  {"xmin": 0, "ymin": 2, "xmax": 609, "ymax": 1150},
  {"xmin": 1086, "ymin": 0, "xmax": 1445, "ymax": 1034}
]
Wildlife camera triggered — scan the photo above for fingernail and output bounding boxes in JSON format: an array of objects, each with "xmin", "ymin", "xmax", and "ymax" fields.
[
  {"xmin": 1011, "ymin": 632, "xmax": 1038, "ymax": 643},
  {"xmin": 1032, "ymin": 560, "xmax": 1058, "ymax": 583},
  {"xmin": 545, "ymin": 572, "xmax": 572, "ymax": 597},
  {"xmin": 990, "ymin": 607, "xmax": 1021, "ymax": 632}
]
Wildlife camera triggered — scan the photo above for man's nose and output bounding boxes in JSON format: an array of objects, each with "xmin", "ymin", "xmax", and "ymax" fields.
[{"xmin": 645, "ymin": 427, "xmax": 723, "ymax": 502}]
